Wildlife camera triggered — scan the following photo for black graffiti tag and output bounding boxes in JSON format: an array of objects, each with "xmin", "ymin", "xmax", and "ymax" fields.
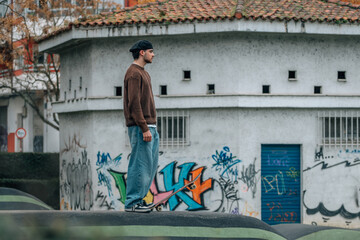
[{"xmin": 238, "ymin": 158, "xmax": 260, "ymax": 198}]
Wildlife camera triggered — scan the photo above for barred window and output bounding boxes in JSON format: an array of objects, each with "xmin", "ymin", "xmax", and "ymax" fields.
[
  {"xmin": 318, "ymin": 111, "xmax": 360, "ymax": 147},
  {"xmin": 157, "ymin": 110, "xmax": 189, "ymax": 147}
]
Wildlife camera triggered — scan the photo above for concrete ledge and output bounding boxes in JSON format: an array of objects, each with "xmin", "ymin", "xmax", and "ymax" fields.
[{"xmin": 51, "ymin": 94, "xmax": 360, "ymax": 113}]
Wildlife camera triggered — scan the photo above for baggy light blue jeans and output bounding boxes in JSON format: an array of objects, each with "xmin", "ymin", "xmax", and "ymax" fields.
[{"xmin": 125, "ymin": 126, "xmax": 159, "ymax": 208}]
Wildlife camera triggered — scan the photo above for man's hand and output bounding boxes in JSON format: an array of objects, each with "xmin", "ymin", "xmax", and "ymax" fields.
[{"xmin": 143, "ymin": 130, "xmax": 152, "ymax": 142}]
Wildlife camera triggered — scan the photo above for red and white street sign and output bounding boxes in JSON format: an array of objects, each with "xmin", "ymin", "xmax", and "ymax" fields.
[{"xmin": 15, "ymin": 128, "xmax": 27, "ymax": 139}]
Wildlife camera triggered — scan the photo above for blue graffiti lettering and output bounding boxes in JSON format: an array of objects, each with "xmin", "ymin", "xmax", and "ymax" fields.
[
  {"xmin": 160, "ymin": 162, "xmax": 203, "ymax": 211},
  {"xmin": 96, "ymin": 151, "xmax": 122, "ymax": 197},
  {"xmin": 97, "ymin": 172, "xmax": 113, "ymax": 196},
  {"xmin": 212, "ymin": 146, "xmax": 241, "ymax": 182},
  {"xmin": 96, "ymin": 152, "xmax": 122, "ymax": 167}
]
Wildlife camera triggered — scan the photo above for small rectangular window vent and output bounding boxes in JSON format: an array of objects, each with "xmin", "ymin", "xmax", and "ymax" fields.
[
  {"xmin": 314, "ymin": 86, "xmax": 322, "ymax": 94},
  {"xmin": 160, "ymin": 85, "xmax": 167, "ymax": 95},
  {"xmin": 338, "ymin": 71, "xmax": 346, "ymax": 82},
  {"xmin": 262, "ymin": 85, "xmax": 270, "ymax": 94},
  {"xmin": 183, "ymin": 70, "xmax": 191, "ymax": 81},
  {"xmin": 115, "ymin": 86, "xmax": 122, "ymax": 96},
  {"xmin": 207, "ymin": 84, "xmax": 215, "ymax": 94},
  {"xmin": 288, "ymin": 70, "xmax": 297, "ymax": 81}
]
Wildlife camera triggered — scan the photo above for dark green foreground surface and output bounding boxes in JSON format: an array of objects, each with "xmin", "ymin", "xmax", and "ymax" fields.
[
  {"xmin": 1, "ymin": 188, "xmax": 359, "ymax": 240},
  {"xmin": 0, "ymin": 211, "xmax": 359, "ymax": 240}
]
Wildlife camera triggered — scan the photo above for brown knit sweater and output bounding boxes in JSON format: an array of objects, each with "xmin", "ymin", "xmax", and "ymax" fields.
[{"xmin": 123, "ymin": 64, "xmax": 156, "ymax": 133}]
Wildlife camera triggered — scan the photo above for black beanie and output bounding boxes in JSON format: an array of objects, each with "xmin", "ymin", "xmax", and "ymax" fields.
[{"xmin": 129, "ymin": 40, "xmax": 153, "ymax": 52}]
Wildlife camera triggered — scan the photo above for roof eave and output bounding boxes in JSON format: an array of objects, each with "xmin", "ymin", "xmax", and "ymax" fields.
[{"xmin": 38, "ymin": 18, "xmax": 360, "ymax": 53}]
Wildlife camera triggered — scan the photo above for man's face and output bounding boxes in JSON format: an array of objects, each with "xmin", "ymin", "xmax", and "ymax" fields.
[{"xmin": 143, "ymin": 49, "xmax": 154, "ymax": 63}]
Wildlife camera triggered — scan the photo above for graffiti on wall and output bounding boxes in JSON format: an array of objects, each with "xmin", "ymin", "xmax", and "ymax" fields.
[
  {"xmin": 62, "ymin": 149, "xmax": 93, "ymax": 210},
  {"xmin": 160, "ymin": 162, "xmax": 213, "ymax": 210},
  {"xmin": 212, "ymin": 146, "xmax": 241, "ymax": 182},
  {"xmin": 95, "ymin": 190, "xmax": 115, "ymax": 210},
  {"xmin": 209, "ymin": 147, "xmax": 260, "ymax": 214},
  {"xmin": 60, "ymin": 144, "xmax": 260, "ymax": 216},
  {"xmin": 238, "ymin": 158, "xmax": 260, "ymax": 198},
  {"xmin": 88, "ymin": 146, "xmax": 260, "ymax": 216},
  {"xmin": 60, "ymin": 134, "xmax": 93, "ymax": 210},
  {"xmin": 266, "ymin": 202, "xmax": 298, "ymax": 223},
  {"xmin": 95, "ymin": 151, "xmax": 124, "ymax": 210},
  {"xmin": 262, "ymin": 171, "xmax": 286, "ymax": 196},
  {"xmin": 304, "ymin": 148, "xmax": 360, "ymax": 226}
]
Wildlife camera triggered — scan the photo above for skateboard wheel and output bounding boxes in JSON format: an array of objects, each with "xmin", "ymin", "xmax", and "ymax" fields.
[
  {"xmin": 190, "ymin": 184, "xmax": 196, "ymax": 190},
  {"xmin": 156, "ymin": 205, "xmax": 162, "ymax": 212}
]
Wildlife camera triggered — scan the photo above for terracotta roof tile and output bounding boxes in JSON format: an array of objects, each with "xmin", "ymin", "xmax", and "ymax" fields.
[
  {"xmin": 37, "ymin": 0, "xmax": 360, "ymax": 42},
  {"xmin": 72, "ymin": 0, "xmax": 237, "ymax": 27},
  {"xmin": 239, "ymin": 0, "xmax": 360, "ymax": 23}
]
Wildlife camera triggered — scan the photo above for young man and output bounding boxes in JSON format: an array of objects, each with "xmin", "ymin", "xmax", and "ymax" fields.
[{"xmin": 123, "ymin": 40, "xmax": 159, "ymax": 213}]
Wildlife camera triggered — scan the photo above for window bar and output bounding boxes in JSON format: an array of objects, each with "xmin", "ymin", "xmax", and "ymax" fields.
[
  {"xmin": 176, "ymin": 110, "xmax": 180, "ymax": 148},
  {"xmin": 328, "ymin": 111, "xmax": 331, "ymax": 147},
  {"xmin": 345, "ymin": 111, "xmax": 348, "ymax": 149},
  {"xmin": 186, "ymin": 112, "xmax": 190, "ymax": 144},
  {"xmin": 158, "ymin": 111, "xmax": 161, "ymax": 146},
  {"xmin": 162, "ymin": 112, "xmax": 165, "ymax": 147},
  {"xmin": 317, "ymin": 112, "xmax": 319, "ymax": 146},
  {"xmin": 166, "ymin": 112, "xmax": 170, "ymax": 147},
  {"xmin": 339, "ymin": 111, "xmax": 343, "ymax": 147},
  {"xmin": 185, "ymin": 112, "xmax": 188, "ymax": 146},
  {"xmin": 322, "ymin": 111, "xmax": 325, "ymax": 146},
  {"xmin": 319, "ymin": 112, "xmax": 322, "ymax": 146},
  {"xmin": 332, "ymin": 112, "xmax": 335, "ymax": 147},
  {"xmin": 183, "ymin": 110, "xmax": 185, "ymax": 147},
  {"xmin": 351, "ymin": 111, "xmax": 354, "ymax": 148},
  {"xmin": 356, "ymin": 112, "xmax": 359, "ymax": 146},
  {"xmin": 331, "ymin": 111, "xmax": 333, "ymax": 146},
  {"xmin": 171, "ymin": 111, "xmax": 174, "ymax": 148},
  {"xmin": 164, "ymin": 111, "xmax": 169, "ymax": 147},
  {"xmin": 325, "ymin": 111, "xmax": 328, "ymax": 147},
  {"xmin": 334, "ymin": 111, "xmax": 337, "ymax": 148}
]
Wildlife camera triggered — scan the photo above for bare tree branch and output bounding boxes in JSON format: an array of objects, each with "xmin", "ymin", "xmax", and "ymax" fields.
[{"xmin": 0, "ymin": 0, "xmax": 122, "ymax": 132}]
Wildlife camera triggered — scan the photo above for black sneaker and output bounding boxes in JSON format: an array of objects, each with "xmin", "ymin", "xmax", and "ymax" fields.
[{"xmin": 125, "ymin": 203, "xmax": 151, "ymax": 213}]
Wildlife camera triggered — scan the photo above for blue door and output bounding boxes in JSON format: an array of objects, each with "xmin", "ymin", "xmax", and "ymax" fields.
[{"xmin": 261, "ymin": 144, "xmax": 301, "ymax": 224}]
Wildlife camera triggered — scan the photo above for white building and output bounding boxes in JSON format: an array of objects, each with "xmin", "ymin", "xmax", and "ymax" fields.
[
  {"xmin": 38, "ymin": 0, "xmax": 360, "ymax": 228},
  {"xmin": 0, "ymin": 0, "xmax": 126, "ymax": 152},
  {"xmin": 0, "ymin": 87, "xmax": 59, "ymax": 153}
]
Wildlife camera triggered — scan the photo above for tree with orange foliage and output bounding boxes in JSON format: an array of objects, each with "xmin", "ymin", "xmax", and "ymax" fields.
[{"xmin": 0, "ymin": 0, "xmax": 121, "ymax": 131}]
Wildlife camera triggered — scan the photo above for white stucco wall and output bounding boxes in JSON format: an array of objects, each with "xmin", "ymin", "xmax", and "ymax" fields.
[
  {"xmin": 5, "ymin": 95, "xmax": 59, "ymax": 152},
  {"xmin": 58, "ymin": 32, "xmax": 360, "ymax": 102},
  {"xmin": 58, "ymin": 42, "xmax": 92, "ymax": 101},
  {"xmin": 7, "ymin": 96, "xmax": 28, "ymax": 152},
  {"xmin": 43, "ymin": 101, "xmax": 60, "ymax": 152}
]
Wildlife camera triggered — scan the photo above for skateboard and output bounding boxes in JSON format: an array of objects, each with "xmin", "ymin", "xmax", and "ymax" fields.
[{"xmin": 150, "ymin": 173, "xmax": 202, "ymax": 212}]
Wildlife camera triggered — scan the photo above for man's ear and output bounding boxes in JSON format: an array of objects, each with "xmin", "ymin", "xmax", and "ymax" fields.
[{"xmin": 139, "ymin": 50, "xmax": 145, "ymax": 56}]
